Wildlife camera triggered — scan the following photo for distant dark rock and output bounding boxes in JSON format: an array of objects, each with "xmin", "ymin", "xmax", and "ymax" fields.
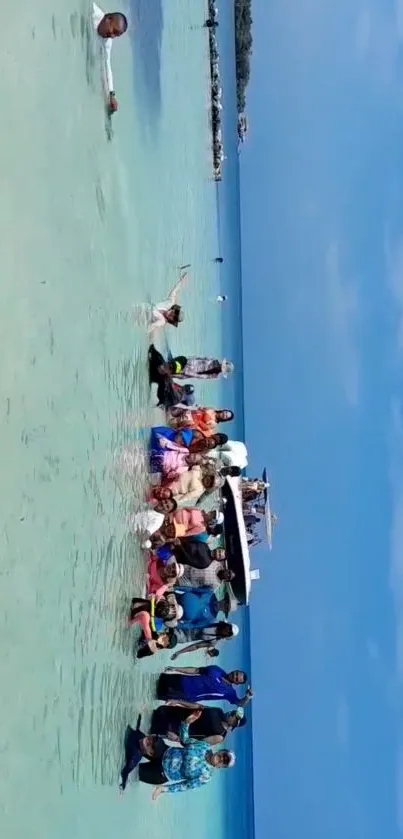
[{"xmin": 235, "ymin": 0, "xmax": 253, "ymax": 114}]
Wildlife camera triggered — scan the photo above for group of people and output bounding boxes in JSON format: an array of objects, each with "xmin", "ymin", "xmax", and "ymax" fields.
[
  {"xmin": 116, "ymin": 273, "xmax": 257, "ymax": 798},
  {"xmin": 119, "ymin": 665, "xmax": 253, "ymax": 798},
  {"xmin": 207, "ymin": 5, "xmax": 225, "ymax": 181},
  {"xmin": 92, "ymin": 5, "xmax": 255, "ymax": 801}
]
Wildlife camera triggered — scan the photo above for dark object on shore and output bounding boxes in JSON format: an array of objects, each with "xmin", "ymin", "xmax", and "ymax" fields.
[
  {"xmin": 205, "ymin": 19, "xmax": 218, "ymax": 28},
  {"xmin": 235, "ymin": 0, "xmax": 253, "ymax": 113}
]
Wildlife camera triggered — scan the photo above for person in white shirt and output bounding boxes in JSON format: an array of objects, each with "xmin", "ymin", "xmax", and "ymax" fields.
[
  {"xmin": 128, "ymin": 497, "xmax": 177, "ymax": 549},
  {"xmin": 148, "ymin": 271, "xmax": 189, "ymax": 334},
  {"xmin": 93, "ymin": 4, "xmax": 128, "ymax": 114}
]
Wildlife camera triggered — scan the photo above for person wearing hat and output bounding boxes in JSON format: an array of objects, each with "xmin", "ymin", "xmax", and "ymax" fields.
[
  {"xmin": 150, "ymin": 703, "xmax": 245, "ymax": 745},
  {"xmin": 148, "ymin": 271, "xmax": 189, "ymax": 335},
  {"xmin": 157, "ymin": 665, "xmax": 253, "ymax": 706},
  {"xmin": 139, "ymin": 712, "xmax": 236, "ymax": 798},
  {"xmin": 171, "ymin": 355, "xmax": 235, "ymax": 380}
]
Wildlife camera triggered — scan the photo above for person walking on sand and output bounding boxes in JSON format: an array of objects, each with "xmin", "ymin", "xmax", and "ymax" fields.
[
  {"xmin": 93, "ymin": 5, "xmax": 128, "ymax": 114},
  {"xmin": 148, "ymin": 271, "xmax": 189, "ymax": 335}
]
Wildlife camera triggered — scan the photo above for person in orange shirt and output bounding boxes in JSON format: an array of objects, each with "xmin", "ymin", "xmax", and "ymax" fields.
[{"xmin": 169, "ymin": 408, "xmax": 234, "ymax": 438}]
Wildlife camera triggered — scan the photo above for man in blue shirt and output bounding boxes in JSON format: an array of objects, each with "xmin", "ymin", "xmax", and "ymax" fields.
[{"xmin": 157, "ymin": 665, "xmax": 253, "ymax": 706}]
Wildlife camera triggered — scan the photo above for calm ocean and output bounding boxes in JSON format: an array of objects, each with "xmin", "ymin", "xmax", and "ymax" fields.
[{"xmin": 0, "ymin": 0, "xmax": 253, "ymax": 837}]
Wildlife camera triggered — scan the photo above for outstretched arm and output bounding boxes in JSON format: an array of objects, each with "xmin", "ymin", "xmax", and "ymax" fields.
[
  {"xmin": 171, "ymin": 641, "xmax": 211, "ymax": 659},
  {"xmin": 165, "ymin": 699, "xmax": 204, "ymax": 709},
  {"xmin": 153, "ymin": 773, "xmax": 209, "ymax": 797},
  {"xmin": 102, "ymin": 41, "xmax": 114, "ymax": 93},
  {"xmin": 237, "ymin": 688, "xmax": 254, "ymax": 708},
  {"xmin": 167, "ymin": 271, "xmax": 189, "ymax": 304},
  {"xmin": 165, "ymin": 665, "xmax": 200, "ymax": 675}
]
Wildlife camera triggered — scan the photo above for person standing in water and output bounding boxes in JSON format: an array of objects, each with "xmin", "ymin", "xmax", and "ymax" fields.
[
  {"xmin": 93, "ymin": 5, "xmax": 128, "ymax": 114},
  {"xmin": 172, "ymin": 356, "xmax": 234, "ymax": 380},
  {"xmin": 139, "ymin": 714, "xmax": 236, "ymax": 799},
  {"xmin": 148, "ymin": 271, "xmax": 189, "ymax": 335},
  {"xmin": 150, "ymin": 704, "xmax": 246, "ymax": 745},
  {"xmin": 119, "ymin": 715, "xmax": 167, "ymax": 792},
  {"xmin": 157, "ymin": 666, "xmax": 253, "ymax": 706}
]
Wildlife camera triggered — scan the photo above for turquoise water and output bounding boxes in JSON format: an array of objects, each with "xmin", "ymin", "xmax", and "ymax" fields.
[{"xmin": 0, "ymin": 0, "xmax": 252, "ymax": 836}]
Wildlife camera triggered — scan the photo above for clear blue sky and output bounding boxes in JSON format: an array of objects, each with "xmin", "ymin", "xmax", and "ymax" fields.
[{"xmin": 240, "ymin": 1, "xmax": 403, "ymax": 837}]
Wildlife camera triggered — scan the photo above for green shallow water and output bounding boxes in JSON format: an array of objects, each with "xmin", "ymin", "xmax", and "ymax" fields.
[{"xmin": 0, "ymin": 0, "xmax": 233, "ymax": 836}]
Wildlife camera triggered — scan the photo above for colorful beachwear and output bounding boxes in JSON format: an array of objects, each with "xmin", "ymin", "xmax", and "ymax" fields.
[
  {"xmin": 173, "ymin": 357, "xmax": 223, "ymax": 379},
  {"xmin": 160, "ymin": 723, "xmax": 213, "ymax": 793},
  {"xmin": 173, "ymin": 408, "xmax": 217, "ymax": 437},
  {"xmin": 173, "ymin": 507, "xmax": 205, "ymax": 537},
  {"xmin": 174, "ymin": 587, "xmax": 222, "ymax": 628}
]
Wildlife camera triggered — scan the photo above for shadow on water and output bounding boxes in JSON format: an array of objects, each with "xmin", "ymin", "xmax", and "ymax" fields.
[{"xmin": 129, "ymin": 0, "xmax": 163, "ymax": 118}]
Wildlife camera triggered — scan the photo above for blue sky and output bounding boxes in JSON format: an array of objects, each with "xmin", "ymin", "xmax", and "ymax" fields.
[{"xmin": 240, "ymin": 1, "xmax": 403, "ymax": 837}]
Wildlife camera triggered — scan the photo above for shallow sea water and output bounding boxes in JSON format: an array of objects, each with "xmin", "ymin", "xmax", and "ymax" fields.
[{"xmin": 0, "ymin": 0, "xmax": 243, "ymax": 836}]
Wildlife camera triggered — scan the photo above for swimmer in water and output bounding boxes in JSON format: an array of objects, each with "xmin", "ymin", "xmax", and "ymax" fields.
[{"xmin": 216, "ymin": 295, "xmax": 227, "ymax": 303}]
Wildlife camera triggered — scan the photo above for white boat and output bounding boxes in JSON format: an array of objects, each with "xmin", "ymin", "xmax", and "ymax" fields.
[{"xmin": 222, "ymin": 474, "xmax": 252, "ymax": 604}]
